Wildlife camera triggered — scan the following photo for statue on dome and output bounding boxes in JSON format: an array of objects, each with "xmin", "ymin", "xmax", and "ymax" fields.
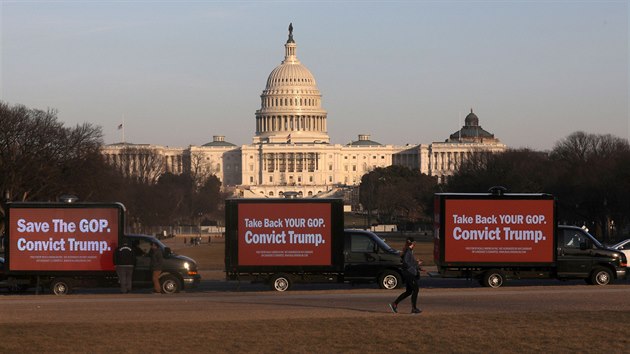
[{"xmin": 288, "ymin": 23, "xmax": 294, "ymax": 42}]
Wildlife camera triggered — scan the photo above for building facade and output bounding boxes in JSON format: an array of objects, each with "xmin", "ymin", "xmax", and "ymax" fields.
[{"xmin": 102, "ymin": 25, "xmax": 506, "ymax": 198}]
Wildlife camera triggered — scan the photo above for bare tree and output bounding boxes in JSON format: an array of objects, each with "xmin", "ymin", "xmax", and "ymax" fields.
[
  {"xmin": 115, "ymin": 146, "xmax": 166, "ymax": 184},
  {"xmin": 0, "ymin": 101, "xmax": 104, "ymax": 203},
  {"xmin": 360, "ymin": 166, "xmax": 437, "ymax": 228},
  {"xmin": 446, "ymin": 148, "xmax": 554, "ymax": 193},
  {"xmin": 189, "ymin": 151, "xmax": 215, "ymax": 188},
  {"xmin": 550, "ymin": 131, "xmax": 630, "ymax": 241}
]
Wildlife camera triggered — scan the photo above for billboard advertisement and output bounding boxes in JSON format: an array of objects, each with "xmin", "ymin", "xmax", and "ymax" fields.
[
  {"xmin": 8, "ymin": 207, "xmax": 120, "ymax": 271},
  {"xmin": 237, "ymin": 202, "xmax": 332, "ymax": 266},
  {"xmin": 444, "ymin": 199, "xmax": 554, "ymax": 263}
]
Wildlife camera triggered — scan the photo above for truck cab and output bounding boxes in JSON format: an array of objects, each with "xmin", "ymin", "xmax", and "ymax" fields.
[
  {"xmin": 124, "ymin": 234, "xmax": 200, "ymax": 293},
  {"xmin": 343, "ymin": 229, "xmax": 403, "ymax": 289},
  {"xmin": 556, "ymin": 225, "xmax": 626, "ymax": 284}
]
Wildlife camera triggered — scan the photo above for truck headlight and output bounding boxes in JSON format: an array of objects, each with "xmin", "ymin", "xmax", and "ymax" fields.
[{"xmin": 183, "ymin": 262, "xmax": 190, "ymax": 270}]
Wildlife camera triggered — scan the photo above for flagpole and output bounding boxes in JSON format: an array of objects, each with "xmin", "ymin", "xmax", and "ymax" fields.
[
  {"xmin": 122, "ymin": 114, "xmax": 126, "ymax": 144},
  {"xmin": 458, "ymin": 111, "xmax": 462, "ymax": 141}
]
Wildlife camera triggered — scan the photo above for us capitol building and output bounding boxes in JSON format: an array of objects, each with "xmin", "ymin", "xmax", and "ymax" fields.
[{"xmin": 102, "ymin": 25, "xmax": 506, "ymax": 199}]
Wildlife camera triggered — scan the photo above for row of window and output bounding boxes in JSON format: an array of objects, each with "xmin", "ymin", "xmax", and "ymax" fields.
[
  {"xmin": 249, "ymin": 175, "xmax": 316, "ymax": 184},
  {"xmin": 256, "ymin": 115, "xmax": 325, "ymax": 132},
  {"xmin": 343, "ymin": 155, "xmax": 386, "ymax": 160},
  {"xmin": 266, "ymin": 190, "xmax": 319, "ymax": 197},
  {"xmin": 269, "ymin": 77, "xmax": 314, "ymax": 85},
  {"xmin": 431, "ymin": 151, "xmax": 487, "ymax": 170},
  {"xmin": 262, "ymin": 96, "xmax": 319, "ymax": 107}
]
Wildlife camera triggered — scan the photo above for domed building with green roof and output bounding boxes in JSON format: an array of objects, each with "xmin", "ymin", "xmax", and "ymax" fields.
[{"xmin": 447, "ymin": 109, "xmax": 500, "ymax": 144}]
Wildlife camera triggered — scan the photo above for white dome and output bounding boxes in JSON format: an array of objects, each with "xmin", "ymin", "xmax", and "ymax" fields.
[
  {"xmin": 253, "ymin": 24, "xmax": 329, "ymax": 145},
  {"xmin": 265, "ymin": 62, "xmax": 317, "ymax": 89}
]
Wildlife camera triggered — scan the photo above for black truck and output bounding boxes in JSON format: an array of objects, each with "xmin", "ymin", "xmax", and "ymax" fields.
[
  {"xmin": 433, "ymin": 191, "xmax": 627, "ymax": 287},
  {"xmin": 3, "ymin": 201, "xmax": 200, "ymax": 294},
  {"xmin": 224, "ymin": 198, "xmax": 403, "ymax": 291}
]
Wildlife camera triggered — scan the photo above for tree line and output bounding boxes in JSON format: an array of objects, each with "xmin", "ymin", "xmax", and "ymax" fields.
[
  {"xmin": 360, "ymin": 132, "xmax": 630, "ymax": 242},
  {"xmin": 0, "ymin": 102, "xmax": 225, "ymax": 234},
  {"xmin": 2, "ymin": 101, "xmax": 629, "ymax": 242}
]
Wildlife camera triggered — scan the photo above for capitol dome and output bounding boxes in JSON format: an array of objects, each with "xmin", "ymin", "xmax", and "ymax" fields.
[
  {"xmin": 265, "ymin": 59, "xmax": 317, "ymax": 89},
  {"xmin": 253, "ymin": 24, "xmax": 329, "ymax": 144}
]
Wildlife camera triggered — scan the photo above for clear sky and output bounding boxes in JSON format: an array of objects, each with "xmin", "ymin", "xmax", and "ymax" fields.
[{"xmin": 1, "ymin": 1, "xmax": 628, "ymax": 151}]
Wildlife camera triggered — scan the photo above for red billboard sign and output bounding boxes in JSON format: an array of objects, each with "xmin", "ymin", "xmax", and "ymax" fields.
[
  {"xmin": 444, "ymin": 199, "xmax": 554, "ymax": 263},
  {"xmin": 8, "ymin": 207, "xmax": 120, "ymax": 271},
  {"xmin": 237, "ymin": 203, "xmax": 332, "ymax": 266}
]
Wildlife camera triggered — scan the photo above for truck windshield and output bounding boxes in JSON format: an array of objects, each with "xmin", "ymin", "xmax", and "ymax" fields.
[
  {"xmin": 126, "ymin": 235, "xmax": 170, "ymax": 256},
  {"xmin": 375, "ymin": 237, "xmax": 398, "ymax": 254},
  {"xmin": 153, "ymin": 238, "xmax": 167, "ymax": 250},
  {"xmin": 584, "ymin": 231, "xmax": 604, "ymax": 248}
]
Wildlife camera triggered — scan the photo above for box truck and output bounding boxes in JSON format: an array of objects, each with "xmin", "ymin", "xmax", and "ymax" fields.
[
  {"xmin": 224, "ymin": 198, "xmax": 403, "ymax": 291},
  {"xmin": 4, "ymin": 201, "xmax": 200, "ymax": 294},
  {"xmin": 433, "ymin": 191, "xmax": 627, "ymax": 287}
]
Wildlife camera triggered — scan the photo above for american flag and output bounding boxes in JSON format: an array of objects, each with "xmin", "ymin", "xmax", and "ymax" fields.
[{"xmin": 117, "ymin": 123, "xmax": 123, "ymax": 130}]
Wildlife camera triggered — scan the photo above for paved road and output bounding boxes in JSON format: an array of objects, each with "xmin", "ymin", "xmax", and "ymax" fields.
[{"xmin": 2, "ymin": 278, "xmax": 630, "ymax": 323}]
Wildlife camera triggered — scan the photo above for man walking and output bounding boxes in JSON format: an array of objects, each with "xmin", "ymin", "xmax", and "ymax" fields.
[{"xmin": 113, "ymin": 241, "xmax": 135, "ymax": 293}]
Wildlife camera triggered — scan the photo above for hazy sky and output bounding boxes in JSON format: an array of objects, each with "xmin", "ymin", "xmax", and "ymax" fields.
[{"xmin": 1, "ymin": 1, "xmax": 628, "ymax": 151}]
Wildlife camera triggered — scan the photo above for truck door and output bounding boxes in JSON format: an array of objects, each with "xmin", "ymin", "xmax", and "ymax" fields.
[
  {"xmin": 343, "ymin": 231, "xmax": 381, "ymax": 278},
  {"xmin": 557, "ymin": 228, "xmax": 594, "ymax": 277},
  {"xmin": 126, "ymin": 237, "xmax": 153, "ymax": 283}
]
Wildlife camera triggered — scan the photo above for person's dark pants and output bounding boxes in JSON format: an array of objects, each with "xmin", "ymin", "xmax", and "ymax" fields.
[
  {"xmin": 394, "ymin": 271, "xmax": 419, "ymax": 308},
  {"xmin": 116, "ymin": 265, "xmax": 134, "ymax": 293}
]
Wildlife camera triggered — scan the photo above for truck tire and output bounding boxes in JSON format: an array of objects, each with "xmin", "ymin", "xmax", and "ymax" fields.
[
  {"xmin": 51, "ymin": 278, "xmax": 72, "ymax": 295},
  {"xmin": 481, "ymin": 270, "xmax": 505, "ymax": 288},
  {"xmin": 160, "ymin": 274, "xmax": 182, "ymax": 294},
  {"xmin": 378, "ymin": 270, "xmax": 402, "ymax": 290},
  {"xmin": 590, "ymin": 267, "xmax": 612, "ymax": 286},
  {"xmin": 270, "ymin": 273, "xmax": 291, "ymax": 292}
]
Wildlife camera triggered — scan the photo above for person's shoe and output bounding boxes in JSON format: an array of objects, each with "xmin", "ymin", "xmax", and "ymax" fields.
[
  {"xmin": 388, "ymin": 303, "xmax": 398, "ymax": 313},
  {"xmin": 411, "ymin": 308, "xmax": 422, "ymax": 314}
]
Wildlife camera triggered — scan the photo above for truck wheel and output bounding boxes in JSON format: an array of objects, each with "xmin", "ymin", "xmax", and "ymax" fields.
[
  {"xmin": 482, "ymin": 270, "xmax": 504, "ymax": 288},
  {"xmin": 160, "ymin": 274, "xmax": 182, "ymax": 294},
  {"xmin": 590, "ymin": 267, "xmax": 612, "ymax": 286},
  {"xmin": 51, "ymin": 278, "xmax": 72, "ymax": 295},
  {"xmin": 270, "ymin": 274, "xmax": 291, "ymax": 292},
  {"xmin": 378, "ymin": 270, "xmax": 402, "ymax": 290}
]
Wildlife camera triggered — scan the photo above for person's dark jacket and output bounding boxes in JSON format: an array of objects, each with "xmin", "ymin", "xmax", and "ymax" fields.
[
  {"xmin": 114, "ymin": 245, "xmax": 136, "ymax": 266},
  {"xmin": 401, "ymin": 248, "xmax": 418, "ymax": 277},
  {"xmin": 150, "ymin": 246, "xmax": 164, "ymax": 271}
]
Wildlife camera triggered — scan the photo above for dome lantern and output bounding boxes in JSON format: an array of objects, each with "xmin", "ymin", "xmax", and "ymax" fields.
[{"xmin": 284, "ymin": 23, "xmax": 298, "ymax": 63}]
